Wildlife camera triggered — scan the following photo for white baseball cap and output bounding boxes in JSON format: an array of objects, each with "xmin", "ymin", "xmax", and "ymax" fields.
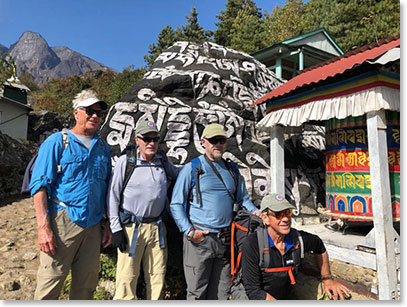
[{"xmin": 72, "ymin": 89, "xmax": 108, "ymax": 110}]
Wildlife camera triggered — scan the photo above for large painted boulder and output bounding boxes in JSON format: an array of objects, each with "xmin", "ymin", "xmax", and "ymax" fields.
[{"xmin": 100, "ymin": 41, "xmax": 283, "ymax": 204}]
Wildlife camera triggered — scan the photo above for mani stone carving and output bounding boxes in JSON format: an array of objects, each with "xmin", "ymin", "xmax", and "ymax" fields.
[{"xmin": 100, "ymin": 41, "xmax": 283, "ymax": 204}]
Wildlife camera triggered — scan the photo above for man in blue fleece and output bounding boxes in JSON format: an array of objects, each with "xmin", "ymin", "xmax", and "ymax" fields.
[{"xmin": 170, "ymin": 123, "xmax": 260, "ymax": 300}]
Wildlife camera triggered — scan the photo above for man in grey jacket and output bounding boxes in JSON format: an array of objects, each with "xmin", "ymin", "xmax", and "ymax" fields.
[{"xmin": 107, "ymin": 119, "xmax": 178, "ymax": 300}]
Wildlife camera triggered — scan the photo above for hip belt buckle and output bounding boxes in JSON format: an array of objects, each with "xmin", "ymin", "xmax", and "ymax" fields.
[{"xmin": 217, "ymin": 226, "xmax": 231, "ymax": 239}]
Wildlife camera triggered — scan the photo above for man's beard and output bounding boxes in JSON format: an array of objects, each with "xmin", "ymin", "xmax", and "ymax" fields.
[{"xmin": 210, "ymin": 151, "xmax": 223, "ymax": 161}]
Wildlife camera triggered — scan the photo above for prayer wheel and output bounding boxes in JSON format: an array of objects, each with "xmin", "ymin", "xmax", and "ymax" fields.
[{"xmin": 325, "ymin": 111, "xmax": 400, "ymax": 221}]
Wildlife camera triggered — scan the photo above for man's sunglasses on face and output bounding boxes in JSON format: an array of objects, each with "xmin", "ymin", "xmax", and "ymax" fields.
[
  {"xmin": 137, "ymin": 136, "xmax": 160, "ymax": 143},
  {"xmin": 207, "ymin": 137, "xmax": 227, "ymax": 145},
  {"xmin": 268, "ymin": 209, "xmax": 293, "ymax": 220},
  {"xmin": 80, "ymin": 107, "xmax": 103, "ymax": 117}
]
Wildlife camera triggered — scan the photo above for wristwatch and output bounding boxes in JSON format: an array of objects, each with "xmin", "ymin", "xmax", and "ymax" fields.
[
  {"xmin": 187, "ymin": 228, "xmax": 195, "ymax": 241},
  {"xmin": 321, "ymin": 275, "xmax": 334, "ymax": 281}
]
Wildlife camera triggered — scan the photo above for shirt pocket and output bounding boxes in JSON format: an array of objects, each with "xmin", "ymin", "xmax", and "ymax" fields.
[
  {"xmin": 60, "ymin": 155, "xmax": 85, "ymax": 182},
  {"xmin": 94, "ymin": 155, "xmax": 109, "ymax": 180}
]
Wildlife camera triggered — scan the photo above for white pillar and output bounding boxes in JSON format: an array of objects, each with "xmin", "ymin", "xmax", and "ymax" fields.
[
  {"xmin": 366, "ymin": 110, "xmax": 398, "ymax": 300},
  {"xmin": 270, "ymin": 125, "xmax": 285, "ymax": 195}
]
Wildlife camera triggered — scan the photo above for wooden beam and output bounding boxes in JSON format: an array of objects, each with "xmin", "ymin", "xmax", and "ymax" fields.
[
  {"xmin": 366, "ymin": 110, "xmax": 398, "ymax": 300},
  {"xmin": 269, "ymin": 125, "xmax": 285, "ymax": 195}
]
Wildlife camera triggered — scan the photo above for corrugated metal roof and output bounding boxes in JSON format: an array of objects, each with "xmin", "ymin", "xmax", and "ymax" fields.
[{"xmin": 252, "ymin": 35, "xmax": 400, "ymax": 107}]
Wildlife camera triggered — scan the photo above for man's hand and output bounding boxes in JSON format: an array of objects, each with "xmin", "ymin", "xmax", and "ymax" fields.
[
  {"xmin": 102, "ymin": 221, "xmax": 112, "ymax": 248},
  {"xmin": 191, "ymin": 229, "xmax": 209, "ymax": 244},
  {"xmin": 323, "ymin": 278, "xmax": 351, "ymax": 300},
  {"xmin": 252, "ymin": 210, "xmax": 261, "ymax": 216},
  {"xmin": 37, "ymin": 225, "xmax": 57, "ymax": 256},
  {"xmin": 112, "ymin": 230, "xmax": 127, "ymax": 252}
]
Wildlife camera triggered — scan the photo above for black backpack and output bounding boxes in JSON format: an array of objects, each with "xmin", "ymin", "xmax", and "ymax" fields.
[
  {"xmin": 230, "ymin": 209, "xmax": 304, "ymax": 283},
  {"xmin": 231, "ymin": 209, "xmax": 263, "ymax": 281}
]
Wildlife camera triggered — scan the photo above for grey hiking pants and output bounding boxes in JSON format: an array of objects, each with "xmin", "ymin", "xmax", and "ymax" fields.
[{"xmin": 183, "ymin": 233, "xmax": 231, "ymax": 300}]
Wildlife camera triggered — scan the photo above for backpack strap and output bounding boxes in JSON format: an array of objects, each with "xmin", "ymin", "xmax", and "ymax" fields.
[
  {"xmin": 187, "ymin": 157, "xmax": 202, "ymax": 206},
  {"xmin": 231, "ymin": 220, "xmax": 249, "ymax": 280},
  {"xmin": 204, "ymin": 155, "xmax": 238, "ymax": 203},
  {"xmin": 290, "ymin": 228, "xmax": 304, "ymax": 274},
  {"xmin": 257, "ymin": 227, "xmax": 271, "ymax": 269},
  {"xmin": 298, "ymin": 230, "xmax": 304, "ymax": 259},
  {"xmin": 265, "ymin": 267, "xmax": 296, "ymax": 285},
  {"xmin": 49, "ymin": 129, "xmax": 70, "ymax": 206},
  {"xmin": 56, "ymin": 128, "xmax": 70, "ymax": 174},
  {"xmin": 157, "ymin": 150, "xmax": 174, "ymax": 182},
  {"xmin": 224, "ymin": 158, "xmax": 239, "ymax": 193},
  {"xmin": 119, "ymin": 146, "xmax": 137, "ymax": 209}
]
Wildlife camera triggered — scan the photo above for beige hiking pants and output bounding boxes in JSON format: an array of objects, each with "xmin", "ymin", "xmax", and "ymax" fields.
[
  {"xmin": 114, "ymin": 222, "xmax": 167, "ymax": 300},
  {"xmin": 34, "ymin": 209, "xmax": 101, "ymax": 300}
]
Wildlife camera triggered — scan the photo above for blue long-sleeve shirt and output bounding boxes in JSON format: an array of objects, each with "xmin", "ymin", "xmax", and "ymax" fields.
[
  {"xmin": 29, "ymin": 130, "xmax": 111, "ymax": 228},
  {"xmin": 170, "ymin": 155, "xmax": 257, "ymax": 235}
]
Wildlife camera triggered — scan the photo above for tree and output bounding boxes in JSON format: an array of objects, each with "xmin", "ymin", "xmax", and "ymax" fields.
[
  {"xmin": 32, "ymin": 67, "xmax": 146, "ymax": 114},
  {"xmin": 144, "ymin": 25, "xmax": 181, "ymax": 69},
  {"xmin": 106, "ymin": 66, "xmax": 146, "ymax": 105},
  {"xmin": 229, "ymin": 8, "xmax": 265, "ymax": 54},
  {"xmin": 181, "ymin": 7, "xmax": 212, "ymax": 43},
  {"xmin": 18, "ymin": 70, "xmax": 40, "ymax": 92},
  {"xmin": 263, "ymin": 0, "xmax": 306, "ymax": 46},
  {"xmin": 0, "ymin": 53, "xmax": 15, "ymax": 84},
  {"xmin": 144, "ymin": 7, "xmax": 212, "ymax": 69},
  {"xmin": 214, "ymin": 0, "xmax": 261, "ymax": 47},
  {"xmin": 303, "ymin": 0, "xmax": 400, "ymax": 52}
]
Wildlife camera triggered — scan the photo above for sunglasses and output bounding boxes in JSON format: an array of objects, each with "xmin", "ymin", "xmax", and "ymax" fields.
[
  {"xmin": 80, "ymin": 107, "xmax": 103, "ymax": 117},
  {"xmin": 268, "ymin": 209, "xmax": 293, "ymax": 219},
  {"xmin": 137, "ymin": 136, "xmax": 160, "ymax": 143},
  {"xmin": 206, "ymin": 137, "xmax": 227, "ymax": 145}
]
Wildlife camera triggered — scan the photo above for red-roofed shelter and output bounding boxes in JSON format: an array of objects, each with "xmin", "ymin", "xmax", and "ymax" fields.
[{"xmin": 251, "ymin": 35, "xmax": 400, "ymax": 300}]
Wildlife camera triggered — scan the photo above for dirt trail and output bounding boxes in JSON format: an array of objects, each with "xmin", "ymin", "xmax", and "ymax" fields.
[
  {"xmin": 0, "ymin": 197, "xmax": 38, "ymax": 300},
  {"xmin": 0, "ymin": 197, "xmax": 376, "ymax": 300}
]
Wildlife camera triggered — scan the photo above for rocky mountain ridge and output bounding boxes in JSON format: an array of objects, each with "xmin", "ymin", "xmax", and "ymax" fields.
[{"xmin": 2, "ymin": 31, "xmax": 114, "ymax": 84}]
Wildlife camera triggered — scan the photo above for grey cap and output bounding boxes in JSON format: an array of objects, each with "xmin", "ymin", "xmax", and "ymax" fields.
[
  {"xmin": 134, "ymin": 119, "xmax": 159, "ymax": 136},
  {"xmin": 260, "ymin": 193, "xmax": 296, "ymax": 212}
]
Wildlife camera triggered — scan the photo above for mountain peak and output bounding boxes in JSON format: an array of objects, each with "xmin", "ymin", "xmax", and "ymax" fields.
[{"xmin": 4, "ymin": 32, "xmax": 113, "ymax": 84}]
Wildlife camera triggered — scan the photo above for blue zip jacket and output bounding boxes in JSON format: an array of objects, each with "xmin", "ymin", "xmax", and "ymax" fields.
[
  {"xmin": 170, "ymin": 155, "xmax": 257, "ymax": 235},
  {"xmin": 29, "ymin": 130, "xmax": 111, "ymax": 228}
]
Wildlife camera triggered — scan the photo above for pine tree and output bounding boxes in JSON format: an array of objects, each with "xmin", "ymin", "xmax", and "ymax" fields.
[
  {"xmin": 229, "ymin": 8, "xmax": 265, "ymax": 54},
  {"xmin": 144, "ymin": 25, "xmax": 180, "ymax": 69},
  {"xmin": 263, "ymin": 0, "xmax": 306, "ymax": 46},
  {"xmin": 144, "ymin": 7, "xmax": 212, "ymax": 69},
  {"xmin": 303, "ymin": 0, "xmax": 400, "ymax": 52},
  {"xmin": 214, "ymin": 0, "xmax": 261, "ymax": 47},
  {"xmin": 181, "ymin": 7, "xmax": 212, "ymax": 43}
]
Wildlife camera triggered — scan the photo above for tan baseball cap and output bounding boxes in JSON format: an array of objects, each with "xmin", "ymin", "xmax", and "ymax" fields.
[
  {"xmin": 260, "ymin": 193, "xmax": 296, "ymax": 212},
  {"xmin": 201, "ymin": 123, "xmax": 227, "ymax": 139}
]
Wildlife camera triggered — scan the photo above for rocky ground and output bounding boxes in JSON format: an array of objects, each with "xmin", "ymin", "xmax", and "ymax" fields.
[{"xmin": 0, "ymin": 197, "xmax": 376, "ymax": 300}]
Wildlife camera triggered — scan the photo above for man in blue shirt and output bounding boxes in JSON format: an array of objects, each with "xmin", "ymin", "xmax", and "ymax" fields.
[
  {"xmin": 170, "ymin": 123, "xmax": 260, "ymax": 300},
  {"xmin": 29, "ymin": 89, "xmax": 112, "ymax": 300}
]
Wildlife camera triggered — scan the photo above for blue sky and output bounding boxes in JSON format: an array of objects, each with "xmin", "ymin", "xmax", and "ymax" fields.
[{"xmin": 0, "ymin": 0, "xmax": 288, "ymax": 72}]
